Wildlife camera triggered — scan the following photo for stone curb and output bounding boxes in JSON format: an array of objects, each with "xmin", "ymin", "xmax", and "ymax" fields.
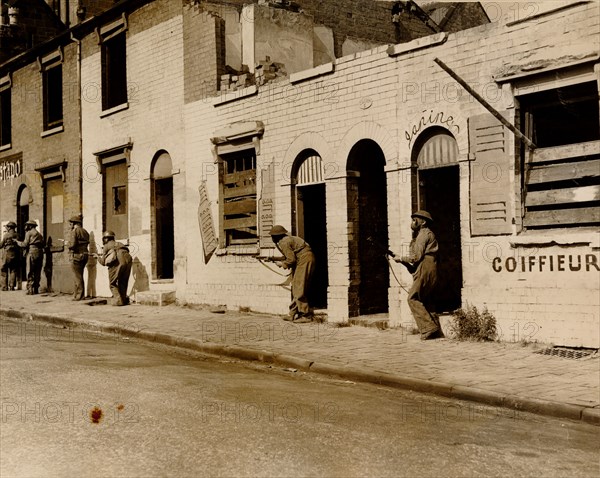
[{"xmin": 2, "ymin": 307, "xmax": 598, "ymax": 427}]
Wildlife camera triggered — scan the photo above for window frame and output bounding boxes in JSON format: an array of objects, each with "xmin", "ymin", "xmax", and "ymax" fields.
[
  {"xmin": 95, "ymin": 143, "xmax": 132, "ymax": 241},
  {"xmin": 42, "ymin": 63, "xmax": 64, "ymax": 132},
  {"xmin": 0, "ymin": 75, "xmax": 12, "ymax": 148},
  {"xmin": 514, "ymin": 74, "xmax": 600, "ymax": 230},
  {"xmin": 98, "ymin": 14, "xmax": 129, "ymax": 113},
  {"xmin": 218, "ymin": 147, "xmax": 258, "ymax": 248}
]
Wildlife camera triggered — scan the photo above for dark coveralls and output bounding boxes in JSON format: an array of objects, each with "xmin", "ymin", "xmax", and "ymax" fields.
[
  {"xmin": 276, "ymin": 235, "xmax": 315, "ymax": 318},
  {"xmin": 69, "ymin": 226, "xmax": 90, "ymax": 300},
  {"xmin": 99, "ymin": 240, "xmax": 132, "ymax": 306},
  {"xmin": 17, "ymin": 229, "xmax": 45, "ymax": 294},
  {"xmin": 404, "ymin": 226, "xmax": 441, "ymax": 338},
  {"xmin": 0, "ymin": 230, "xmax": 20, "ymax": 290}
]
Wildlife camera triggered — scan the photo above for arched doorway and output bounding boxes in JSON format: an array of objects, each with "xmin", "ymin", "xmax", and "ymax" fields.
[
  {"xmin": 412, "ymin": 127, "xmax": 462, "ymax": 311},
  {"xmin": 347, "ymin": 139, "xmax": 389, "ymax": 316},
  {"xmin": 16, "ymin": 185, "xmax": 30, "ymax": 283},
  {"xmin": 291, "ymin": 150, "xmax": 328, "ymax": 308},
  {"xmin": 151, "ymin": 152, "xmax": 174, "ymax": 279}
]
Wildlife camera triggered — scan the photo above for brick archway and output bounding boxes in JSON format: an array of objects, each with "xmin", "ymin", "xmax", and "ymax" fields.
[{"xmin": 336, "ymin": 121, "xmax": 397, "ymax": 171}]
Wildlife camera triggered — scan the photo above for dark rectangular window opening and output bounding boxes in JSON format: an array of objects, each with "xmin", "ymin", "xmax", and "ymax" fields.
[
  {"xmin": 0, "ymin": 89, "xmax": 11, "ymax": 146},
  {"xmin": 101, "ymin": 32, "xmax": 128, "ymax": 111},
  {"xmin": 43, "ymin": 64, "xmax": 63, "ymax": 130},
  {"xmin": 220, "ymin": 149, "xmax": 257, "ymax": 246},
  {"xmin": 519, "ymin": 81, "xmax": 599, "ymax": 148},
  {"xmin": 112, "ymin": 185, "xmax": 127, "ymax": 215}
]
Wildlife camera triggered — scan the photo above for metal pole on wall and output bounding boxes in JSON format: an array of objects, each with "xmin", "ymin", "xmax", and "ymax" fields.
[{"xmin": 433, "ymin": 57, "xmax": 537, "ymax": 151}]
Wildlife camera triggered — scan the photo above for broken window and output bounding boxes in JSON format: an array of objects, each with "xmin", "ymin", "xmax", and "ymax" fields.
[
  {"xmin": 519, "ymin": 81, "xmax": 600, "ymax": 229},
  {"xmin": 219, "ymin": 149, "xmax": 257, "ymax": 246},
  {"xmin": 101, "ymin": 156, "xmax": 129, "ymax": 239}
]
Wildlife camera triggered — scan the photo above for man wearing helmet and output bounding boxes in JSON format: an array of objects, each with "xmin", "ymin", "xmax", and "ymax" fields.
[
  {"xmin": 67, "ymin": 214, "xmax": 90, "ymax": 301},
  {"xmin": 269, "ymin": 225, "xmax": 316, "ymax": 323},
  {"xmin": 395, "ymin": 210, "xmax": 443, "ymax": 340},
  {"xmin": 96, "ymin": 231, "xmax": 133, "ymax": 306},
  {"xmin": 16, "ymin": 220, "xmax": 45, "ymax": 295},
  {"xmin": 0, "ymin": 221, "xmax": 20, "ymax": 291}
]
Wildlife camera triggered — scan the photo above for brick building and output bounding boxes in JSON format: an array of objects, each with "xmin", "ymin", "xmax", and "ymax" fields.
[
  {"xmin": 0, "ymin": 28, "xmax": 81, "ymax": 293},
  {"xmin": 2, "ymin": 1, "xmax": 597, "ymax": 347},
  {"xmin": 182, "ymin": 1, "xmax": 599, "ymax": 347},
  {"xmin": 74, "ymin": 0, "xmax": 454, "ymax": 301},
  {"xmin": 0, "ymin": 0, "xmax": 66, "ymax": 63}
]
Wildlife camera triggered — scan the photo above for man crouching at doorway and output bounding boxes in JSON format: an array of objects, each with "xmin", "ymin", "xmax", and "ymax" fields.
[
  {"xmin": 269, "ymin": 225, "xmax": 316, "ymax": 323},
  {"xmin": 395, "ymin": 211, "xmax": 443, "ymax": 340}
]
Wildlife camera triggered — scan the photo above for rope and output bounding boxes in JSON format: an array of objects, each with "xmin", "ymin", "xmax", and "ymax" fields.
[{"xmin": 385, "ymin": 253, "xmax": 411, "ymax": 294}]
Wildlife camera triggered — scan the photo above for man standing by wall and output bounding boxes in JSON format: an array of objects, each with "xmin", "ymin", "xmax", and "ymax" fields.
[
  {"xmin": 395, "ymin": 211, "xmax": 442, "ymax": 340},
  {"xmin": 67, "ymin": 215, "xmax": 89, "ymax": 301},
  {"xmin": 269, "ymin": 225, "xmax": 316, "ymax": 323},
  {"xmin": 1, "ymin": 222, "xmax": 20, "ymax": 291},
  {"xmin": 16, "ymin": 221, "xmax": 44, "ymax": 295}
]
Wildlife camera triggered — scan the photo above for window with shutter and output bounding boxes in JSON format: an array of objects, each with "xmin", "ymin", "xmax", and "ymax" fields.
[{"xmin": 468, "ymin": 112, "xmax": 514, "ymax": 236}]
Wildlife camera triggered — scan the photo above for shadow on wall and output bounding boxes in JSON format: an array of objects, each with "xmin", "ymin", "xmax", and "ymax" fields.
[
  {"xmin": 43, "ymin": 236, "xmax": 53, "ymax": 293},
  {"xmin": 131, "ymin": 257, "xmax": 149, "ymax": 295},
  {"xmin": 86, "ymin": 231, "xmax": 98, "ymax": 298}
]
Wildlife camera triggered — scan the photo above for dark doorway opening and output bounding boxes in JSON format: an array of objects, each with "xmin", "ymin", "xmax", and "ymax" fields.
[
  {"xmin": 347, "ymin": 140, "xmax": 389, "ymax": 316},
  {"xmin": 151, "ymin": 152, "xmax": 174, "ymax": 280},
  {"xmin": 154, "ymin": 177, "xmax": 174, "ymax": 279},
  {"xmin": 296, "ymin": 183, "xmax": 328, "ymax": 309},
  {"xmin": 417, "ymin": 166, "xmax": 462, "ymax": 312}
]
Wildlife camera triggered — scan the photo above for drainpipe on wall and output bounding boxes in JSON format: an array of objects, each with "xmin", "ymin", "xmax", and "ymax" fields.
[{"xmin": 71, "ymin": 31, "xmax": 83, "ymax": 216}]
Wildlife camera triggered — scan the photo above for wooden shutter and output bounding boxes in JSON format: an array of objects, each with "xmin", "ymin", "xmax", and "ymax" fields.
[{"xmin": 468, "ymin": 112, "xmax": 513, "ymax": 236}]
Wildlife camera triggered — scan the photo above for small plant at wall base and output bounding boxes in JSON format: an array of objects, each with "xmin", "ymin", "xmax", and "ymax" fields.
[{"xmin": 450, "ymin": 304, "xmax": 497, "ymax": 341}]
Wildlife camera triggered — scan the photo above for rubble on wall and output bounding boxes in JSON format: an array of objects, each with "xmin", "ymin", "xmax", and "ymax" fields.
[{"xmin": 219, "ymin": 56, "xmax": 288, "ymax": 92}]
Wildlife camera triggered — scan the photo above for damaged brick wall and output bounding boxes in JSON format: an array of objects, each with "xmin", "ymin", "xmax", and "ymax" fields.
[{"xmin": 184, "ymin": 5, "xmax": 226, "ymax": 103}]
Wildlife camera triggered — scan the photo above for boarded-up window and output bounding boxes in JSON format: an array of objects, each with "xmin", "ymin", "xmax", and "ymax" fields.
[
  {"xmin": 219, "ymin": 149, "xmax": 257, "ymax": 246},
  {"xmin": 519, "ymin": 82, "xmax": 600, "ymax": 229},
  {"xmin": 468, "ymin": 113, "xmax": 513, "ymax": 235}
]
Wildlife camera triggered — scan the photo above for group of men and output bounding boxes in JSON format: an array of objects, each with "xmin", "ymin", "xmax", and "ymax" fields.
[
  {"xmin": 269, "ymin": 209, "xmax": 443, "ymax": 340},
  {"xmin": 3, "ymin": 210, "xmax": 442, "ymax": 338},
  {"xmin": 0, "ymin": 216, "xmax": 133, "ymax": 306}
]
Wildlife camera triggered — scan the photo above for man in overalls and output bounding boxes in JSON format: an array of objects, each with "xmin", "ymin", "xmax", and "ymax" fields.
[
  {"xmin": 97, "ymin": 231, "xmax": 133, "ymax": 306},
  {"xmin": 270, "ymin": 225, "xmax": 316, "ymax": 323},
  {"xmin": 395, "ymin": 211, "xmax": 442, "ymax": 340}
]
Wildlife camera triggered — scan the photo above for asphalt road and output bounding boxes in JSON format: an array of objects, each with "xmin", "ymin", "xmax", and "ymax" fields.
[{"xmin": 1, "ymin": 317, "xmax": 598, "ymax": 478}]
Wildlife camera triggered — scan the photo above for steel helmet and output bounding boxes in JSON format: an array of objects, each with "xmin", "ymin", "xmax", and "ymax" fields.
[
  {"xmin": 411, "ymin": 210, "xmax": 433, "ymax": 223},
  {"xmin": 269, "ymin": 225, "xmax": 288, "ymax": 236},
  {"xmin": 102, "ymin": 231, "xmax": 116, "ymax": 240}
]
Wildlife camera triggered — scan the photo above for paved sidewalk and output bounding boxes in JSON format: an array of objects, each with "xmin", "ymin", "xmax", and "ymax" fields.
[{"xmin": 1, "ymin": 290, "xmax": 599, "ymax": 425}]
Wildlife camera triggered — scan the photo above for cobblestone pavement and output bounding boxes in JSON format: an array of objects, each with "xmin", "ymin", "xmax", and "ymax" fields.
[{"xmin": 1, "ymin": 290, "xmax": 598, "ymax": 419}]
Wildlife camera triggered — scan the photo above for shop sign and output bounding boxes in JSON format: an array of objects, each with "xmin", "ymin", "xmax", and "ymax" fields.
[
  {"xmin": 492, "ymin": 254, "xmax": 600, "ymax": 273},
  {"xmin": 0, "ymin": 155, "xmax": 22, "ymax": 186}
]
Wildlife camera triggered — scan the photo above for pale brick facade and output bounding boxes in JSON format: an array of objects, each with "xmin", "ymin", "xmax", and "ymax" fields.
[
  {"xmin": 0, "ymin": 36, "xmax": 81, "ymax": 293},
  {"xmin": 182, "ymin": 1, "xmax": 600, "ymax": 347}
]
